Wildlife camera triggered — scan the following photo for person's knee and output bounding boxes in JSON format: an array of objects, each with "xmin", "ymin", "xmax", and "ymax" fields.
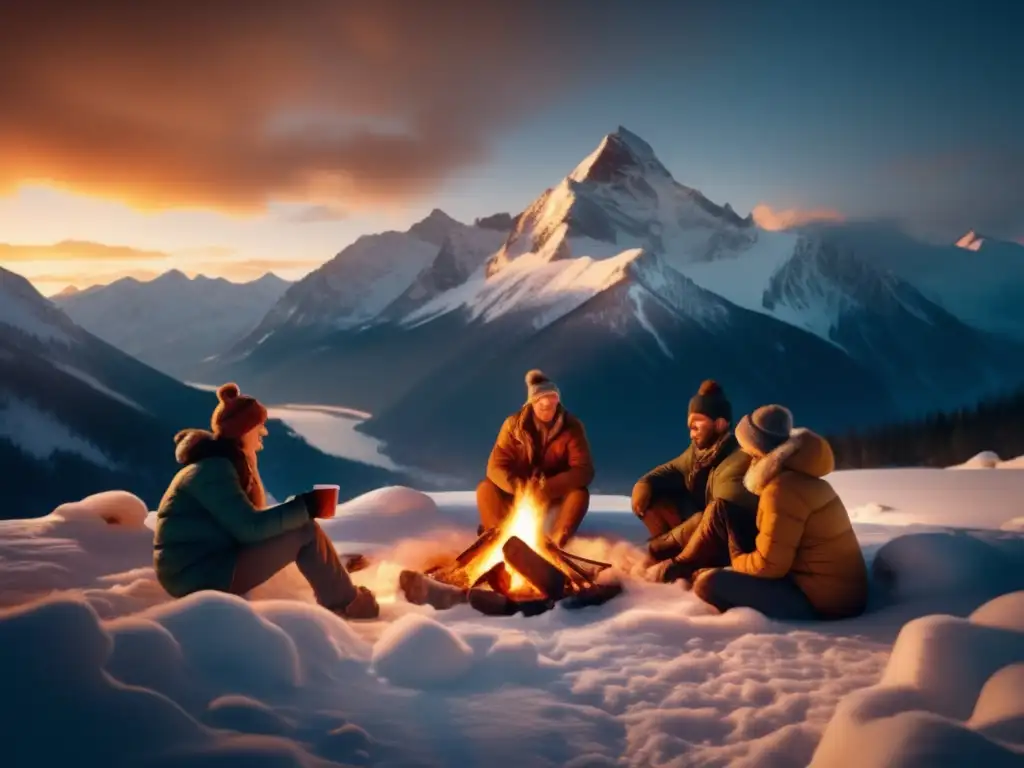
[
  {"xmin": 692, "ymin": 567, "xmax": 725, "ymax": 603},
  {"xmin": 477, "ymin": 478, "xmax": 501, "ymax": 501}
]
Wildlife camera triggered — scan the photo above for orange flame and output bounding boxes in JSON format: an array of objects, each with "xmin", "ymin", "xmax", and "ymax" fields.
[{"xmin": 465, "ymin": 484, "xmax": 570, "ymax": 597}]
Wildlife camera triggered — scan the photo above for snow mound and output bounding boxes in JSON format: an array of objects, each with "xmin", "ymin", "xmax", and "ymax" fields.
[
  {"xmin": 0, "ymin": 596, "xmax": 208, "ymax": 767},
  {"xmin": 202, "ymin": 695, "xmax": 294, "ymax": 736},
  {"xmin": 870, "ymin": 531, "xmax": 1024, "ymax": 601},
  {"xmin": 950, "ymin": 451, "xmax": 1024, "ymax": 470},
  {"xmin": 970, "ymin": 591, "xmax": 1024, "ymax": 633},
  {"xmin": 51, "ymin": 490, "xmax": 149, "ymax": 528},
  {"xmin": 371, "ymin": 613, "xmax": 474, "ymax": 688},
  {"xmin": 337, "ymin": 485, "xmax": 439, "ymax": 517},
  {"xmin": 968, "ymin": 663, "xmax": 1024, "ymax": 744},
  {"xmin": 141, "ymin": 592, "xmax": 303, "ymax": 694},
  {"xmin": 811, "ymin": 590, "xmax": 1024, "ymax": 766},
  {"xmin": 952, "ymin": 451, "xmax": 1004, "ymax": 469}
]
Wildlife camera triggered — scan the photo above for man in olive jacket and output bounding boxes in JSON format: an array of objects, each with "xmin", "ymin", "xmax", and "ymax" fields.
[
  {"xmin": 631, "ymin": 379, "xmax": 758, "ymax": 571},
  {"xmin": 477, "ymin": 369, "xmax": 595, "ymax": 547}
]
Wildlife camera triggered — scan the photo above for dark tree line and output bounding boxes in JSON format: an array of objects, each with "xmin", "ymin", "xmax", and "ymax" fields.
[{"xmin": 828, "ymin": 386, "xmax": 1024, "ymax": 469}]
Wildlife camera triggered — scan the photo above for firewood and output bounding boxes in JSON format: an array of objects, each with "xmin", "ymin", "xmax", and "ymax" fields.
[
  {"xmin": 472, "ymin": 561, "xmax": 513, "ymax": 596},
  {"xmin": 542, "ymin": 545, "xmax": 593, "ymax": 586},
  {"xmin": 515, "ymin": 597, "xmax": 556, "ymax": 617},
  {"xmin": 553, "ymin": 547, "xmax": 612, "ymax": 572},
  {"xmin": 398, "ymin": 570, "xmax": 468, "ymax": 610},
  {"xmin": 454, "ymin": 527, "xmax": 500, "ymax": 567},
  {"xmin": 502, "ymin": 536, "xmax": 570, "ymax": 600},
  {"xmin": 558, "ymin": 581, "xmax": 623, "ymax": 611},
  {"xmin": 468, "ymin": 588, "xmax": 518, "ymax": 616}
]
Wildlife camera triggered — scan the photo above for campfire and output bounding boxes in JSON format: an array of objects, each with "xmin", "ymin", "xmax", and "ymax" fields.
[{"xmin": 399, "ymin": 486, "xmax": 622, "ymax": 616}]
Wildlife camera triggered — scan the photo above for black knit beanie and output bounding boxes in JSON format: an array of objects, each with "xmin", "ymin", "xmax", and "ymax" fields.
[{"xmin": 688, "ymin": 379, "xmax": 732, "ymax": 422}]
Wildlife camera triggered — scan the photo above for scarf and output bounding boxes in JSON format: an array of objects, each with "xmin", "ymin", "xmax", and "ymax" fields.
[{"xmin": 685, "ymin": 431, "xmax": 733, "ymax": 491}]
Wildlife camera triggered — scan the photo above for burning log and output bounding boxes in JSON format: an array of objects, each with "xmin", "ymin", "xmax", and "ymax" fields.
[
  {"xmin": 473, "ymin": 562, "xmax": 513, "ymax": 595},
  {"xmin": 395, "ymin": 484, "xmax": 621, "ymax": 615},
  {"xmin": 502, "ymin": 536, "xmax": 571, "ymax": 600}
]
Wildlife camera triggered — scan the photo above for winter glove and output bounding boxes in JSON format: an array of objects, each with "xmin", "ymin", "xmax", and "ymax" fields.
[
  {"xmin": 631, "ymin": 482, "xmax": 652, "ymax": 517},
  {"xmin": 646, "ymin": 556, "xmax": 696, "ymax": 584}
]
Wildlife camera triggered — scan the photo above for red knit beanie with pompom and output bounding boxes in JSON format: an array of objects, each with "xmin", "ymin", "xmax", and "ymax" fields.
[{"xmin": 211, "ymin": 382, "xmax": 268, "ymax": 440}]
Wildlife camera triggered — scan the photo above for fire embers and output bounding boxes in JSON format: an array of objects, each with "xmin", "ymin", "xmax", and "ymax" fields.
[{"xmin": 398, "ymin": 488, "xmax": 622, "ymax": 616}]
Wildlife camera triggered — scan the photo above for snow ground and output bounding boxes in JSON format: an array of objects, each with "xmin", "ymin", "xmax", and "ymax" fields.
[{"xmin": 1, "ymin": 468, "xmax": 1023, "ymax": 767}]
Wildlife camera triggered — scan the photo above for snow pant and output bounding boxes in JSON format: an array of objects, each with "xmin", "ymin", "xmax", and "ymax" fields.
[
  {"xmin": 228, "ymin": 520, "xmax": 357, "ymax": 610},
  {"xmin": 692, "ymin": 569, "xmax": 819, "ymax": 620},
  {"xmin": 476, "ymin": 477, "xmax": 590, "ymax": 547},
  {"xmin": 642, "ymin": 493, "xmax": 703, "ymax": 561}
]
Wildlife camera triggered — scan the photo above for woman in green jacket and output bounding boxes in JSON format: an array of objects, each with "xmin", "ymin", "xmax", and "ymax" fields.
[{"xmin": 153, "ymin": 382, "xmax": 378, "ymax": 619}]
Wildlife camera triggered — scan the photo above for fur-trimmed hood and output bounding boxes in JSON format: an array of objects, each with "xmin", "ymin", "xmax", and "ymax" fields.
[
  {"xmin": 743, "ymin": 428, "xmax": 835, "ymax": 494},
  {"xmin": 173, "ymin": 428, "xmax": 265, "ymax": 508},
  {"xmin": 174, "ymin": 428, "xmax": 241, "ymax": 465}
]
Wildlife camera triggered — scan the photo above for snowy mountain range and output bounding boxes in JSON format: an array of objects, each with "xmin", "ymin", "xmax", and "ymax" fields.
[
  {"xmin": 53, "ymin": 270, "xmax": 291, "ymax": 379},
  {"xmin": 0, "ymin": 268, "xmax": 406, "ymax": 518},
  {"xmin": 194, "ymin": 127, "xmax": 1024, "ymax": 489}
]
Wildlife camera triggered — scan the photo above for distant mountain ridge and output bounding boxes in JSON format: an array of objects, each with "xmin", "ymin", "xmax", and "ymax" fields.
[
  {"xmin": 0, "ymin": 267, "xmax": 407, "ymax": 518},
  {"xmin": 53, "ymin": 270, "xmax": 292, "ymax": 379}
]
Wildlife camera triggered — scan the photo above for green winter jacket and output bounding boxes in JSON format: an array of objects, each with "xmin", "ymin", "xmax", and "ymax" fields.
[
  {"xmin": 636, "ymin": 433, "xmax": 758, "ymax": 546},
  {"xmin": 153, "ymin": 432, "xmax": 311, "ymax": 598}
]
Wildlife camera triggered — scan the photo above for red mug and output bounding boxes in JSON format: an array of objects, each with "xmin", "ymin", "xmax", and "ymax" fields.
[{"xmin": 311, "ymin": 484, "xmax": 340, "ymax": 518}]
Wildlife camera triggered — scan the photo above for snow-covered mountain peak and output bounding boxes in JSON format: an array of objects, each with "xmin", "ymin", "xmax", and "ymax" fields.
[
  {"xmin": 956, "ymin": 229, "xmax": 990, "ymax": 251},
  {"xmin": 0, "ymin": 267, "xmax": 77, "ymax": 345},
  {"xmin": 406, "ymin": 208, "xmax": 461, "ymax": 247},
  {"xmin": 568, "ymin": 126, "xmax": 669, "ymax": 185},
  {"xmin": 153, "ymin": 268, "xmax": 190, "ymax": 285},
  {"xmin": 954, "ymin": 229, "xmax": 1023, "ymax": 255},
  {"xmin": 487, "ymin": 128, "xmax": 755, "ymax": 277}
]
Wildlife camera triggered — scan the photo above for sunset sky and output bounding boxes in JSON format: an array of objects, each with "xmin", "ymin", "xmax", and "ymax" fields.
[{"xmin": 2, "ymin": 0, "xmax": 1021, "ymax": 296}]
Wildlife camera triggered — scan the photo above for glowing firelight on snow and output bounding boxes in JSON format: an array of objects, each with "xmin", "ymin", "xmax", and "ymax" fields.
[{"xmin": 465, "ymin": 484, "xmax": 567, "ymax": 596}]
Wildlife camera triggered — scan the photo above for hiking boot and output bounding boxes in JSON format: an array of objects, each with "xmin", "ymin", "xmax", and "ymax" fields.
[{"xmin": 336, "ymin": 586, "xmax": 379, "ymax": 620}]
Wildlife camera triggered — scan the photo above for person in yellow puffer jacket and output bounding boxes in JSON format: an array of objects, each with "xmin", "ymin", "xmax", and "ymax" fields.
[{"xmin": 683, "ymin": 404, "xmax": 869, "ymax": 620}]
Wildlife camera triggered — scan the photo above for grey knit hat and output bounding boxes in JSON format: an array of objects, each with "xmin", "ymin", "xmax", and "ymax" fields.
[
  {"xmin": 735, "ymin": 404, "xmax": 794, "ymax": 456},
  {"xmin": 525, "ymin": 369, "xmax": 560, "ymax": 403}
]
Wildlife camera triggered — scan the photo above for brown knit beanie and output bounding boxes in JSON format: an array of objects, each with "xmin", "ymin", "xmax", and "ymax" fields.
[
  {"xmin": 211, "ymin": 382, "xmax": 268, "ymax": 440},
  {"xmin": 688, "ymin": 379, "xmax": 732, "ymax": 422}
]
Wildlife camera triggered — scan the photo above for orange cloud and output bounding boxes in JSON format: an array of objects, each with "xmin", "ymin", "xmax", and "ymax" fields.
[
  {"xmin": 0, "ymin": 240, "xmax": 169, "ymax": 262},
  {"xmin": 0, "ymin": 1, "xmax": 699, "ymax": 214},
  {"xmin": 751, "ymin": 204, "xmax": 845, "ymax": 231}
]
